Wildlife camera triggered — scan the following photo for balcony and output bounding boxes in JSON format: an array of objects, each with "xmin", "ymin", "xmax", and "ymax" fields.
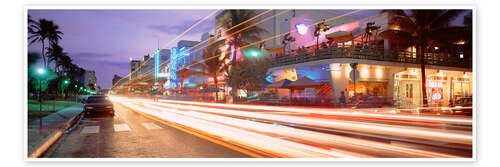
[{"xmin": 269, "ymin": 48, "xmax": 472, "ymax": 69}]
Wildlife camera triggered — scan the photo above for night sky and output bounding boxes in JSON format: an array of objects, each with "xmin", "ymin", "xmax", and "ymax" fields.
[{"xmin": 27, "ymin": 9, "xmax": 470, "ymax": 89}]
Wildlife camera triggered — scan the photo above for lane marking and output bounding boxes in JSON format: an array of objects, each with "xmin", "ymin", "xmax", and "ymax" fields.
[
  {"xmin": 80, "ymin": 126, "xmax": 99, "ymax": 134},
  {"xmin": 141, "ymin": 122, "xmax": 162, "ymax": 130},
  {"xmin": 114, "ymin": 124, "xmax": 131, "ymax": 132}
]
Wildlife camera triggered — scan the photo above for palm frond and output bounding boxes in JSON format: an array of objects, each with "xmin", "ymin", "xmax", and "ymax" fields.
[{"xmin": 430, "ymin": 10, "xmax": 466, "ymax": 29}]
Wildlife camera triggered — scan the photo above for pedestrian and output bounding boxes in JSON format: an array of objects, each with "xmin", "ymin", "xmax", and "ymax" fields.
[{"xmin": 339, "ymin": 91, "xmax": 346, "ymax": 107}]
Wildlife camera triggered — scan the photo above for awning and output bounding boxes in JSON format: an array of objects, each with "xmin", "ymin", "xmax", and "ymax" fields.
[
  {"xmin": 288, "ymin": 77, "xmax": 322, "ymax": 88},
  {"xmin": 266, "ymin": 47, "xmax": 285, "ymax": 53},
  {"xmin": 266, "ymin": 79, "xmax": 292, "ymax": 88},
  {"xmin": 326, "ymin": 31, "xmax": 354, "ymax": 41}
]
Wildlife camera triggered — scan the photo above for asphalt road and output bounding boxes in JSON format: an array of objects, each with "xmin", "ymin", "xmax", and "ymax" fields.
[
  {"xmin": 108, "ymin": 97, "xmax": 472, "ymax": 158},
  {"xmin": 42, "ymin": 96, "xmax": 472, "ymax": 158},
  {"xmin": 44, "ymin": 103, "xmax": 251, "ymax": 158}
]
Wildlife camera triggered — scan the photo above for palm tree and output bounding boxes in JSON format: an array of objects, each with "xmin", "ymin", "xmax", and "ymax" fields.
[
  {"xmin": 227, "ymin": 55, "xmax": 270, "ymax": 97},
  {"xmin": 202, "ymin": 43, "xmax": 229, "ymax": 102},
  {"xmin": 177, "ymin": 67, "xmax": 198, "ymax": 94},
  {"xmin": 380, "ymin": 10, "xmax": 467, "ymax": 106},
  {"xmin": 46, "ymin": 43, "xmax": 66, "ymax": 71},
  {"xmin": 282, "ymin": 33, "xmax": 296, "ymax": 54},
  {"xmin": 224, "ymin": 10, "xmax": 269, "ymax": 61},
  {"xmin": 28, "ymin": 18, "xmax": 63, "ymax": 68}
]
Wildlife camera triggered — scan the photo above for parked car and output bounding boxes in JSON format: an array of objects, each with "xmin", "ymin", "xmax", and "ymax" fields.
[
  {"xmin": 83, "ymin": 95, "xmax": 114, "ymax": 117},
  {"xmin": 450, "ymin": 97, "xmax": 473, "ymax": 116}
]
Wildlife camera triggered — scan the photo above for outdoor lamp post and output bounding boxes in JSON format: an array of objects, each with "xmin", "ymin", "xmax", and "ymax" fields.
[
  {"xmin": 36, "ymin": 68, "xmax": 45, "ymax": 129},
  {"xmin": 37, "ymin": 68, "xmax": 45, "ymax": 109}
]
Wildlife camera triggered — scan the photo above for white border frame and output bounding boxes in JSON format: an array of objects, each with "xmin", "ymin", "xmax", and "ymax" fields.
[{"xmin": 24, "ymin": 5, "xmax": 477, "ymax": 162}]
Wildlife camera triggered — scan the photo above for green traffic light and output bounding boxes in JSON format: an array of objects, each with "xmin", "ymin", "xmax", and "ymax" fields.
[{"xmin": 64, "ymin": 80, "xmax": 69, "ymax": 84}]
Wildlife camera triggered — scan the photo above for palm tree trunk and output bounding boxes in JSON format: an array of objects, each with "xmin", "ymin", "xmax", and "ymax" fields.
[
  {"xmin": 214, "ymin": 75, "xmax": 218, "ymax": 103},
  {"xmin": 41, "ymin": 40, "xmax": 47, "ymax": 68},
  {"xmin": 179, "ymin": 79, "xmax": 183, "ymax": 95},
  {"xmin": 418, "ymin": 44, "xmax": 428, "ymax": 107}
]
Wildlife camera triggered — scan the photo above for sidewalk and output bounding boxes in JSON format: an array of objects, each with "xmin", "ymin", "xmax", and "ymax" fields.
[{"xmin": 27, "ymin": 104, "xmax": 83, "ymax": 155}]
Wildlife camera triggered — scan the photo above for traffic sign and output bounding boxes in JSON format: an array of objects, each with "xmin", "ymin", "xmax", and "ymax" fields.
[{"xmin": 349, "ymin": 69, "xmax": 360, "ymax": 83}]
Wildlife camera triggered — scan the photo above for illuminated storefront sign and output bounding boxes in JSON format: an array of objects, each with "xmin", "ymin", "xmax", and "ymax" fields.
[{"xmin": 427, "ymin": 81, "xmax": 443, "ymax": 88}]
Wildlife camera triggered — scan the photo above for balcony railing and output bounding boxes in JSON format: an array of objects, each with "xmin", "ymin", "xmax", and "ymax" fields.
[{"xmin": 269, "ymin": 48, "xmax": 472, "ymax": 68}]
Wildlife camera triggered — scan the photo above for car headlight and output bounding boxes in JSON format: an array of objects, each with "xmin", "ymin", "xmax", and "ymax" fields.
[{"xmin": 85, "ymin": 106, "xmax": 94, "ymax": 110}]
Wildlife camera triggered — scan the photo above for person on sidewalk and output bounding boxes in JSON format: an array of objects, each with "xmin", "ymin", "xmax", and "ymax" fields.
[{"xmin": 339, "ymin": 91, "xmax": 346, "ymax": 107}]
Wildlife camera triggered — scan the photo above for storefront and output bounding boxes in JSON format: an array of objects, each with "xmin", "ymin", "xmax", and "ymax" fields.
[
  {"xmin": 425, "ymin": 73, "xmax": 450, "ymax": 106},
  {"xmin": 451, "ymin": 73, "xmax": 473, "ymax": 103},
  {"xmin": 393, "ymin": 69, "xmax": 473, "ymax": 108},
  {"xmin": 393, "ymin": 70, "xmax": 421, "ymax": 108}
]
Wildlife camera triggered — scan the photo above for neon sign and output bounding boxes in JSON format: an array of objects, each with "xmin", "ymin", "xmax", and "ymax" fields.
[
  {"xmin": 296, "ymin": 24, "xmax": 308, "ymax": 35},
  {"xmin": 169, "ymin": 47, "xmax": 191, "ymax": 89}
]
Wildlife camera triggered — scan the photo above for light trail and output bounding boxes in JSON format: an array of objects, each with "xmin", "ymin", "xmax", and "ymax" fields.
[
  {"xmin": 141, "ymin": 102, "xmax": 460, "ymax": 158},
  {"xmin": 146, "ymin": 100, "xmax": 472, "ymax": 145},
  {"xmin": 109, "ymin": 96, "xmax": 471, "ymax": 158},
  {"xmin": 162, "ymin": 10, "xmax": 220, "ymax": 49},
  {"xmin": 117, "ymin": 99, "xmax": 369, "ymax": 158},
  {"xmin": 156, "ymin": 99, "xmax": 472, "ymax": 125}
]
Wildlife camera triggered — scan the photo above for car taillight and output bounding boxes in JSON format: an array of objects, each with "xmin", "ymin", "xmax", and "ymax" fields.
[{"xmin": 105, "ymin": 106, "xmax": 113, "ymax": 108}]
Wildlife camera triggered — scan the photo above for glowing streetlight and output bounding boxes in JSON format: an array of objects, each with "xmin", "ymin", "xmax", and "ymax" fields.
[
  {"xmin": 36, "ymin": 68, "xmax": 46, "ymax": 116},
  {"xmin": 244, "ymin": 49, "xmax": 262, "ymax": 58},
  {"xmin": 37, "ymin": 68, "xmax": 45, "ymax": 75}
]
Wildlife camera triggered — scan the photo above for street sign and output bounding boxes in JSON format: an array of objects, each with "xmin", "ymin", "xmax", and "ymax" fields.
[{"xmin": 349, "ymin": 69, "xmax": 360, "ymax": 83}]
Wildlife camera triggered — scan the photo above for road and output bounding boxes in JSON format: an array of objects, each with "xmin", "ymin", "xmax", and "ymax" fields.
[
  {"xmin": 44, "ymin": 96, "xmax": 473, "ymax": 158},
  {"xmin": 44, "ymin": 102, "xmax": 250, "ymax": 158}
]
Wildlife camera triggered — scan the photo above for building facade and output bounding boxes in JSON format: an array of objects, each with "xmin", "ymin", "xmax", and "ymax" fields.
[
  {"xmin": 266, "ymin": 11, "xmax": 472, "ymax": 108},
  {"xmin": 83, "ymin": 70, "xmax": 98, "ymax": 92}
]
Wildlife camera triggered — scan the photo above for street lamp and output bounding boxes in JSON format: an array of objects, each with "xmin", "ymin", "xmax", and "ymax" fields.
[
  {"xmin": 244, "ymin": 49, "xmax": 263, "ymax": 59},
  {"xmin": 36, "ymin": 68, "xmax": 45, "ymax": 103},
  {"xmin": 36, "ymin": 68, "xmax": 46, "ymax": 128}
]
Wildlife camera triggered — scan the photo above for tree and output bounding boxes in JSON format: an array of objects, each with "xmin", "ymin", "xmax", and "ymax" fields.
[
  {"xmin": 227, "ymin": 55, "xmax": 270, "ymax": 97},
  {"xmin": 28, "ymin": 52, "xmax": 40, "ymax": 67},
  {"xmin": 224, "ymin": 10, "xmax": 269, "ymax": 60},
  {"xmin": 282, "ymin": 33, "xmax": 296, "ymax": 53},
  {"xmin": 380, "ymin": 10, "xmax": 467, "ymax": 106},
  {"xmin": 27, "ymin": 52, "xmax": 41, "ymax": 95},
  {"xmin": 46, "ymin": 43, "xmax": 67, "ymax": 71},
  {"xmin": 28, "ymin": 18, "xmax": 63, "ymax": 68},
  {"xmin": 202, "ymin": 43, "xmax": 229, "ymax": 102},
  {"xmin": 177, "ymin": 67, "xmax": 193, "ymax": 93}
]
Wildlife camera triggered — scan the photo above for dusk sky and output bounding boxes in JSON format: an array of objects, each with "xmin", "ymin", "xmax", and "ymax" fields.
[
  {"xmin": 27, "ymin": 9, "xmax": 469, "ymax": 89},
  {"xmin": 28, "ymin": 9, "xmax": 217, "ymax": 89}
]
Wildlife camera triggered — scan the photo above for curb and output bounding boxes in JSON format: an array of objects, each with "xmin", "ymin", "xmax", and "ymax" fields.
[{"xmin": 28, "ymin": 111, "xmax": 84, "ymax": 158}]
